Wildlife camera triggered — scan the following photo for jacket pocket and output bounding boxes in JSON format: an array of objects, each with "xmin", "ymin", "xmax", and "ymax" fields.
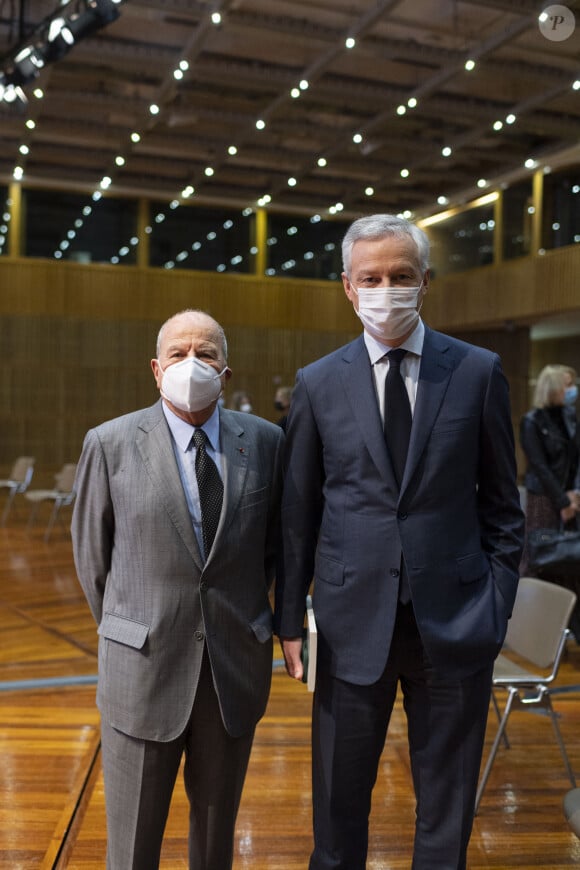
[
  {"xmin": 456, "ymin": 552, "xmax": 490, "ymax": 585},
  {"xmin": 315, "ymin": 553, "xmax": 345, "ymax": 587},
  {"xmin": 98, "ymin": 612, "xmax": 149, "ymax": 649}
]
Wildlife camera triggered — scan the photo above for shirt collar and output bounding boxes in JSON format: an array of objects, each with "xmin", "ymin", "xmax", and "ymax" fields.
[
  {"xmin": 162, "ymin": 402, "xmax": 221, "ymax": 452},
  {"xmin": 363, "ymin": 318, "xmax": 425, "ymax": 366}
]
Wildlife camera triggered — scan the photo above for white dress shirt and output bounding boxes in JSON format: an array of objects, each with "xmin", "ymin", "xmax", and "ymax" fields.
[{"xmin": 362, "ymin": 319, "xmax": 425, "ymax": 424}]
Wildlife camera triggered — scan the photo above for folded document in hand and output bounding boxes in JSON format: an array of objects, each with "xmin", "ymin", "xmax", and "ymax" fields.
[{"xmin": 301, "ymin": 595, "xmax": 317, "ymax": 692}]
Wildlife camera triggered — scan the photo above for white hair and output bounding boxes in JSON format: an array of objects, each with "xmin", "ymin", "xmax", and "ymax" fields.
[{"xmin": 341, "ymin": 214, "xmax": 430, "ymax": 277}]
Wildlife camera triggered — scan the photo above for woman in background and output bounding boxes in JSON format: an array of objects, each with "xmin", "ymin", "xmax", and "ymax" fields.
[{"xmin": 520, "ymin": 364, "xmax": 580, "ymax": 639}]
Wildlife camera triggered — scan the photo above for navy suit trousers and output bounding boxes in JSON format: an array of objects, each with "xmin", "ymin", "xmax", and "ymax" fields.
[{"xmin": 309, "ymin": 602, "xmax": 493, "ymax": 870}]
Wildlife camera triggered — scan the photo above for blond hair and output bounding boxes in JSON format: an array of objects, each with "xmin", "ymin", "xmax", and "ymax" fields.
[{"xmin": 533, "ymin": 365, "xmax": 566, "ymax": 408}]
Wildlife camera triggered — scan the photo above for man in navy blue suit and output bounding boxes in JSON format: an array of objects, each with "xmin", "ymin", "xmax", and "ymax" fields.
[{"xmin": 275, "ymin": 214, "xmax": 524, "ymax": 869}]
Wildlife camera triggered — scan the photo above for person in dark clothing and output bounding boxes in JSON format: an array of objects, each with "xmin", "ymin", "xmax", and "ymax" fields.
[
  {"xmin": 273, "ymin": 385, "xmax": 293, "ymax": 431},
  {"xmin": 520, "ymin": 364, "xmax": 580, "ymax": 639}
]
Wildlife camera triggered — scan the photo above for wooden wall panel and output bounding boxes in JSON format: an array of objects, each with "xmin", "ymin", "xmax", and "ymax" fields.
[
  {"xmin": 1, "ymin": 245, "xmax": 579, "ymax": 477},
  {"xmin": 0, "ymin": 260, "xmax": 360, "ymax": 475}
]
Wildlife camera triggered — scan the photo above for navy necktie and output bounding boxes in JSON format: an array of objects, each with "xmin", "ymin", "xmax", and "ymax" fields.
[
  {"xmin": 192, "ymin": 429, "xmax": 223, "ymax": 558},
  {"xmin": 384, "ymin": 348, "xmax": 412, "ymax": 488},
  {"xmin": 384, "ymin": 349, "xmax": 412, "ymax": 604}
]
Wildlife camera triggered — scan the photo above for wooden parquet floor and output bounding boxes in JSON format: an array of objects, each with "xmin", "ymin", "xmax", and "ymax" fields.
[{"xmin": 1, "ymin": 504, "xmax": 580, "ymax": 868}]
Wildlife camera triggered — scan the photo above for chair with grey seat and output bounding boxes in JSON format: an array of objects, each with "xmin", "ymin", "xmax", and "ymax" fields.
[
  {"xmin": 475, "ymin": 576, "xmax": 577, "ymax": 813},
  {"xmin": 0, "ymin": 456, "xmax": 36, "ymax": 525},
  {"xmin": 25, "ymin": 463, "xmax": 77, "ymax": 542},
  {"xmin": 564, "ymin": 788, "xmax": 580, "ymax": 838}
]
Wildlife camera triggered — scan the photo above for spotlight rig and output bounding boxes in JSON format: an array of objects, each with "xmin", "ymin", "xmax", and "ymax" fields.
[{"xmin": 0, "ymin": 0, "xmax": 125, "ymax": 103}]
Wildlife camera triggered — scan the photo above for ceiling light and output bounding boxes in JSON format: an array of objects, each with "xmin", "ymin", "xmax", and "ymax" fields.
[
  {"xmin": 25, "ymin": 119, "xmax": 35, "ymax": 129},
  {"xmin": 396, "ymin": 105, "xmax": 406, "ymax": 115},
  {"xmin": 437, "ymin": 196, "xmax": 449, "ymax": 205},
  {"xmin": 317, "ymin": 157, "xmax": 327, "ymax": 167},
  {"xmin": 204, "ymin": 167, "xmax": 214, "ymax": 176},
  {"xmin": 211, "ymin": 12, "xmax": 221, "ymax": 24},
  {"xmin": 13, "ymin": 166, "xmax": 23, "ymax": 180},
  {"xmin": 19, "ymin": 144, "xmax": 29, "ymax": 155},
  {"xmin": 33, "ymin": 88, "xmax": 43, "ymax": 99},
  {"xmin": 400, "ymin": 168, "xmax": 410, "ymax": 178},
  {"xmin": 353, "ymin": 133, "xmax": 362, "ymax": 143},
  {"xmin": 345, "ymin": 37, "xmax": 355, "ymax": 49},
  {"xmin": 287, "ymin": 177, "xmax": 297, "ymax": 186},
  {"xmin": 256, "ymin": 119, "xmax": 265, "ymax": 130},
  {"xmin": 179, "ymin": 60, "xmax": 189, "ymax": 71},
  {"xmin": 441, "ymin": 146, "xmax": 452, "ymax": 157},
  {"xmin": 100, "ymin": 176, "xmax": 112, "ymax": 189},
  {"xmin": 506, "ymin": 113, "xmax": 516, "ymax": 124},
  {"xmin": 228, "ymin": 145, "xmax": 237, "ymax": 155},
  {"xmin": 149, "ymin": 103, "xmax": 159, "ymax": 115},
  {"xmin": 131, "ymin": 132, "xmax": 140, "ymax": 143},
  {"xmin": 573, "ymin": 80, "xmax": 580, "ymax": 90},
  {"xmin": 290, "ymin": 87, "xmax": 300, "ymax": 98},
  {"xmin": 407, "ymin": 97, "xmax": 417, "ymax": 108},
  {"xmin": 170, "ymin": 200, "xmax": 179, "ymax": 209},
  {"xmin": 173, "ymin": 69, "xmax": 183, "ymax": 80},
  {"xmin": 365, "ymin": 187, "xmax": 374, "ymax": 196},
  {"xmin": 493, "ymin": 120, "xmax": 503, "ymax": 131},
  {"xmin": 181, "ymin": 185, "xmax": 194, "ymax": 198},
  {"xmin": 465, "ymin": 59, "xmax": 476, "ymax": 71},
  {"xmin": 524, "ymin": 158, "xmax": 537, "ymax": 169},
  {"xmin": 115, "ymin": 155, "xmax": 125, "ymax": 166},
  {"xmin": 477, "ymin": 178, "xmax": 488, "ymax": 188},
  {"xmin": 299, "ymin": 79, "xmax": 309, "ymax": 90}
]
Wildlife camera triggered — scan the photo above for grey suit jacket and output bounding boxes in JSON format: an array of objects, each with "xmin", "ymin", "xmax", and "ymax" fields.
[
  {"xmin": 275, "ymin": 326, "xmax": 525, "ymax": 682},
  {"xmin": 72, "ymin": 401, "xmax": 284, "ymax": 741}
]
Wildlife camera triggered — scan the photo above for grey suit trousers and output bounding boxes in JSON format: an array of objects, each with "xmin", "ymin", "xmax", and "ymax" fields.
[{"xmin": 101, "ymin": 648, "xmax": 255, "ymax": 870}]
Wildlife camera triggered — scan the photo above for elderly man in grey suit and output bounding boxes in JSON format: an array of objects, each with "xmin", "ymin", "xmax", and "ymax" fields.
[
  {"xmin": 275, "ymin": 215, "xmax": 524, "ymax": 869},
  {"xmin": 72, "ymin": 309, "xmax": 284, "ymax": 870}
]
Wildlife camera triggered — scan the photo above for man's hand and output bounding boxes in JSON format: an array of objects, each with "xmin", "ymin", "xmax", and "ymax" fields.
[{"xmin": 280, "ymin": 637, "xmax": 304, "ymax": 681}]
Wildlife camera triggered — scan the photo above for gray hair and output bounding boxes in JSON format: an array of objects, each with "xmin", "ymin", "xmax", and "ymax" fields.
[
  {"xmin": 341, "ymin": 214, "xmax": 430, "ymax": 277},
  {"xmin": 533, "ymin": 364, "xmax": 566, "ymax": 408},
  {"xmin": 156, "ymin": 309, "xmax": 228, "ymax": 360}
]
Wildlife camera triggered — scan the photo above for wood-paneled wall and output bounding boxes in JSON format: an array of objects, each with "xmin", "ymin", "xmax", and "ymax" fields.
[{"xmin": 1, "ymin": 244, "xmax": 579, "ymax": 480}]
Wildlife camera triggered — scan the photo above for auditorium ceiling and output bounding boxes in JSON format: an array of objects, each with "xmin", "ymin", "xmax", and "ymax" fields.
[{"xmin": 0, "ymin": 0, "xmax": 579, "ymax": 221}]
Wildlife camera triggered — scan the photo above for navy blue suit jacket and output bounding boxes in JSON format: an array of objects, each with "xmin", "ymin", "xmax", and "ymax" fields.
[{"xmin": 275, "ymin": 326, "xmax": 524, "ymax": 682}]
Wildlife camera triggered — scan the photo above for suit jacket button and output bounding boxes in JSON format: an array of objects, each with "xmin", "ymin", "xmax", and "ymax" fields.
[
  {"xmin": 194, "ymin": 630, "xmax": 204, "ymax": 641},
  {"xmin": 200, "ymin": 581, "xmax": 208, "ymax": 591},
  {"xmin": 398, "ymin": 512, "xmax": 408, "ymax": 520},
  {"xmin": 390, "ymin": 568, "xmax": 400, "ymax": 578}
]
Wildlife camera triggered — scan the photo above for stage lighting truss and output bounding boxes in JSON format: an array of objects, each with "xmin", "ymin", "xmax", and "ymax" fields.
[{"xmin": 0, "ymin": 0, "xmax": 124, "ymax": 103}]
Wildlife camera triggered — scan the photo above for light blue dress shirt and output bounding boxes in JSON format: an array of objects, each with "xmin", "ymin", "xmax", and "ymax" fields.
[{"xmin": 162, "ymin": 402, "xmax": 223, "ymax": 560}]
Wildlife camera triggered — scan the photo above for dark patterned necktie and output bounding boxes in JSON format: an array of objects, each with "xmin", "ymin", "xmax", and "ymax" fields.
[
  {"xmin": 384, "ymin": 348, "xmax": 412, "ymax": 488},
  {"xmin": 384, "ymin": 349, "xmax": 412, "ymax": 603},
  {"xmin": 192, "ymin": 429, "xmax": 223, "ymax": 558}
]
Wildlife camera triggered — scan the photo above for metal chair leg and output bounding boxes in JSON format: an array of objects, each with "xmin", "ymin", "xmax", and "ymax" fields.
[
  {"xmin": 475, "ymin": 687, "xmax": 517, "ymax": 814},
  {"xmin": 491, "ymin": 689, "xmax": 510, "ymax": 749},
  {"xmin": 1, "ymin": 488, "xmax": 17, "ymax": 526},
  {"xmin": 44, "ymin": 499, "xmax": 62, "ymax": 543},
  {"xmin": 546, "ymin": 697, "xmax": 577, "ymax": 787}
]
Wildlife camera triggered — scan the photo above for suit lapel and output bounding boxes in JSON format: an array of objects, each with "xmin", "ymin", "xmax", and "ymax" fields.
[
  {"xmin": 340, "ymin": 336, "xmax": 394, "ymax": 483},
  {"xmin": 213, "ymin": 409, "xmax": 248, "ymax": 550},
  {"xmin": 401, "ymin": 327, "xmax": 455, "ymax": 492},
  {"xmin": 135, "ymin": 402, "xmax": 204, "ymax": 570}
]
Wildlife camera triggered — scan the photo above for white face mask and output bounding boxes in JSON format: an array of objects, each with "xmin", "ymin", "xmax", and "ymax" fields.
[
  {"xmin": 354, "ymin": 284, "xmax": 424, "ymax": 343},
  {"xmin": 159, "ymin": 357, "xmax": 227, "ymax": 413}
]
